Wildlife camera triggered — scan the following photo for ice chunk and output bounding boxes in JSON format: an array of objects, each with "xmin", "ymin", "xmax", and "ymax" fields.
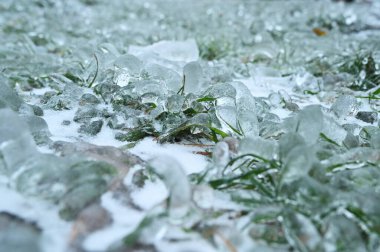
[
  {"xmin": 14, "ymin": 155, "xmax": 68, "ymax": 201},
  {"xmin": 268, "ymin": 92, "xmax": 282, "ymax": 108},
  {"xmin": 113, "ymin": 69, "xmax": 131, "ymax": 87},
  {"xmin": 323, "ymin": 215, "xmax": 367, "ymax": 252},
  {"xmin": 205, "ymin": 83, "xmax": 236, "ymax": 100},
  {"xmin": 183, "ymin": 61, "xmax": 203, "ymax": 94},
  {"xmin": 21, "ymin": 115, "xmax": 51, "ymax": 145},
  {"xmin": 280, "ymin": 145, "xmax": 316, "ymax": 186},
  {"xmin": 331, "ymin": 95, "xmax": 358, "ymax": 119},
  {"xmin": 192, "ymin": 185, "xmax": 214, "ymax": 210},
  {"xmin": 284, "ymin": 106, "xmax": 347, "ymax": 145},
  {"xmin": 371, "ymin": 132, "xmax": 380, "ymax": 149},
  {"xmin": 238, "ymin": 111, "xmax": 259, "ymax": 137},
  {"xmin": 21, "ymin": 115, "xmax": 50, "ymax": 134},
  {"xmin": 0, "ymin": 109, "xmax": 38, "ymax": 174},
  {"xmin": 239, "ymin": 137, "xmax": 278, "ymax": 160},
  {"xmin": 230, "ymin": 81, "xmax": 256, "ymax": 113},
  {"xmin": 148, "ymin": 156, "xmax": 191, "ymax": 223},
  {"xmin": 204, "ymin": 83, "xmax": 236, "ymax": 107},
  {"xmin": 0, "ymin": 212, "xmax": 42, "ymax": 252},
  {"xmin": 73, "ymin": 107, "xmax": 101, "ymax": 123},
  {"xmin": 279, "ymin": 133, "xmax": 305, "ymax": 160},
  {"xmin": 79, "ymin": 94, "xmax": 101, "ymax": 106},
  {"xmin": 59, "ymin": 160, "xmax": 116, "ymax": 220},
  {"xmin": 283, "ymin": 105, "xmax": 323, "ymax": 143},
  {"xmin": 283, "ymin": 212, "xmax": 322, "ymax": 251},
  {"xmin": 78, "ymin": 120, "xmax": 103, "ymax": 136},
  {"xmin": 166, "ymin": 94, "xmax": 185, "ymax": 113},
  {"xmin": 114, "ymin": 54, "xmax": 143, "ymax": 87},
  {"xmin": 278, "ymin": 89, "xmax": 292, "ymax": 103},
  {"xmin": 129, "ymin": 39, "xmax": 199, "ymax": 62},
  {"xmin": 212, "ymin": 141, "xmax": 229, "ymax": 168},
  {"xmin": 0, "ymin": 77, "xmax": 23, "ymax": 111},
  {"xmin": 292, "ymin": 72, "xmax": 323, "ymax": 94},
  {"xmin": 144, "ymin": 63, "xmax": 182, "ymax": 92},
  {"xmin": 113, "ymin": 54, "xmax": 142, "ymax": 74},
  {"xmin": 216, "ymin": 105, "xmax": 238, "ymax": 133},
  {"xmin": 321, "ymin": 114, "xmax": 347, "ymax": 145},
  {"xmin": 343, "ymin": 132, "xmax": 359, "ymax": 149}
]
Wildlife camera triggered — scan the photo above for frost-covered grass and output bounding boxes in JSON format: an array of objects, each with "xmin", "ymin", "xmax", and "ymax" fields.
[{"xmin": 0, "ymin": 0, "xmax": 380, "ymax": 251}]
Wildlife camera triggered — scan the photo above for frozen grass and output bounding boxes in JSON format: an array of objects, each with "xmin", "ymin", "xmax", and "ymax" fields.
[{"xmin": 0, "ymin": 0, "xmax": 380, "ymax": 251}]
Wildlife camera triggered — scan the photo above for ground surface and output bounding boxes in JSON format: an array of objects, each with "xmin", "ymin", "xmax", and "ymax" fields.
[{"xmin": 0, "ymin": 0, "xmax": 380, "ymax": 251}]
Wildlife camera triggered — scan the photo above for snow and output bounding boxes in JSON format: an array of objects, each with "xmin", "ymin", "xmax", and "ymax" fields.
[
  {"xmin": 43, "ymin": 109, "xmax": 79, "ymax": 142},
  {"xmin": 43, "ymin": 108, "xmax": 125, "ymax": 147},
  {"xmin": 130, "ymin": 179, "xmax": 169, "ymax": 210},
  {"xmin": 130, "ymin": 137, "xmax": 209, "ymax": 174},
  {"xmin": 83, "ymin": 192, "xmax": 145, "ymax": 251},
  {"xmin": 0, "ymin": 186, "xmax": 71, "ymax": 252}
]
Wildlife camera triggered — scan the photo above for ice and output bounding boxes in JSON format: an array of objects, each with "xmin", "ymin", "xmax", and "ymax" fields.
[
  {"xmin": 0, "ymin": 109, "xmax": 38, "ymax": 174},
  {"xmin": 212, "ymin": 141, "xmax": 229, "ymax": 168},
  {"xmin": 148, "ymin": 156, "xmax": 191, "ymax": 222},
  {"xmin": 129, "ymin": 39, "xmax": 199, "ymax": 63},
  {"xmin": 192, "ymin": 185, "xmax": 214, "ymax": 210},
  {"xmin": 216, "ymin": 105, "xmax": 238, "ymax": 132},
  {"xmin": 0, "ymin": 78, "xmax": 23, "ymax": 111},
  {"xmin": 283, "ymin": 105, "xmax": 324, "ymax": 143},
  {"xmin": 0, "ymin": 212, "xmax": 42, "ymax": 252},
  {"xmin": 113, "ymin": 69, "xmax": 131, "ymax": 87},
  {"xmin": 283, "ymin": 212, "xmax": 321, "ymax": 251},
  {"xmin": 284, "ymin": 105, "xmax": 348, "ymax": 145},
  {"xmin": 166, "ymin": 94, "xmax": 185, "ymax": 113},
  {"xmin": 343, "ymin": 132, "xmax": 359, "ymax": 149},
  {"xmin": 239, "ymin": 137, "xmax": 278, "ymax": 160},
  {"xmin": 323, "ymin": 215, "xmax": 367, "ymax": 252},
  {"xmin": 73, "ymin": 107, "xmax": 101, "ymax": 123},
  {"xmin": 280, "ymin": 145, "xmax": 316, "ymax": 186},
  {"xmin": 238, "ymin": 111, "xmax": 259, "ymax": 137},
  {"xmin": 1, "ymin": 0, "xmax": 380, "ymax": 250},
  {"xmin": 268, "ymin": 92, "xmax": 282, "ymax": 108},
  {"xmin": 13, "ymin": 155, "xmax": 68, "ymax": 201},
  {"xmin": 204, "ymin": 83, "xmax": 236, "ymax": 106},
  {"xmin": 113, "ymin": 54, "xmax": 142, "ymax": 75},
  {"xmin": 133, "ymin": 80, "xmax": 164, "ymax": 99},
  {"xmin": 21, "ymin": 115, "xmax": 51, "ymax": 144},
  {"xmin": 371, "ymin": 132, "xmax": 380, "ymax": 149},
  {"xmin": 78, "ymin": 120, "xmax": 103, "ymax": 136},
  {"xmin": 331, "ymin": 95, "xmax": 358, "ymax": 119},
  {"xmin": 321, "ymin": 114, "xmax": 348, "ymax": 145},
  {"xmin": 144, "ymin": 63, "xmax": 182, "ymax": 92},
  {"xmin": 230, "ymin": 81, "xmax": 257, "ymax": 114},
  {"xmin": 292, "ymin": 72, "xmax": 323, "ymax": 94},
  {"xmin": 79, "ymin": 93, "xmax": 100, "ymax": 106},
  {"xmin": 183, "ymin": 61, "xmax": 203, "ymax": 94},
  {"xmin": 278, "ymin": 133, "xmax": 305, "ymax": 161}
]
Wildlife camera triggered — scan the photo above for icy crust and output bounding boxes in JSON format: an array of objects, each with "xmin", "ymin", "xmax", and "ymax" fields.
[{"xmin": 0, "ymin": 0, "xmax": 380, "ymax": 251}]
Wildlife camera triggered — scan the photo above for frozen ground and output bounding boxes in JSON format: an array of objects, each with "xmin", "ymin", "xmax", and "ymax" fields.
[{"xmin": 1, "ymin": 0, "xmax": 380, "ymax": 251}]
